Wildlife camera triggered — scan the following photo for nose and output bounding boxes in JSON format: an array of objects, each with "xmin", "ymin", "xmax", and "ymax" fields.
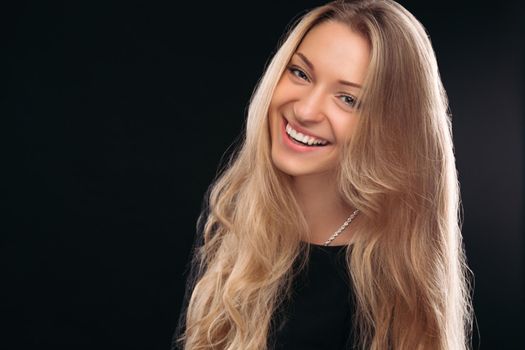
[{"xmin": 293, "ymin": 87, "xmax": 326, "ymax": 124}]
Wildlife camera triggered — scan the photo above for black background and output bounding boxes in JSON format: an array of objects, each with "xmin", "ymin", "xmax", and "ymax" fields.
[{"xmin": 5, "ymin": 0, "xmax": 524, "ymax": 349}]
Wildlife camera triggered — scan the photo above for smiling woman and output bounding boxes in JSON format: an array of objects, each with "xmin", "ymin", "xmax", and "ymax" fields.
[
  {"xmin": 268, "ymin": 21, "xmax": 368, "ymax": 203},
  {"xmin": 173, "ymin": 1, "xmax": 474, "ymax": 349}
]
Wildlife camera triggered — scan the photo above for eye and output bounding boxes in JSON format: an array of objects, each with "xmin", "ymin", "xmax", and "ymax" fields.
[
  {"xmin": 287, "ymin": 66, "xmax": 310, "ymax": 82},
  {"xmin": 338, "ymin": 94, "xmax": 358, "ymax": 108}
]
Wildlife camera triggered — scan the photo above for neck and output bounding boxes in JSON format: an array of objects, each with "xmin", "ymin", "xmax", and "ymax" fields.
[{"xmin": 291, "ymin": 172, "xmax": 355, "ymax": 245}]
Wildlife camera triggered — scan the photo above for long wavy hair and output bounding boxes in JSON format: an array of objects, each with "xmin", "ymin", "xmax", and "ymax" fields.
[{"xmin": 174, "ymin": 0, "xmax": 474, "ymax": 349}]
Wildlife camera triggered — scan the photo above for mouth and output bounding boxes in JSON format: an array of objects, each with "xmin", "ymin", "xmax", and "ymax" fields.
[{"xmin": 283, "ymin": 118, "xmax": 330, "ymax": 147}]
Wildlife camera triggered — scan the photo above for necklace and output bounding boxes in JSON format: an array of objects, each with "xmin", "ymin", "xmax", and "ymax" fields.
[{"xmin": 323, "ymin": 208, "xmax": 360, "ymax": 246}]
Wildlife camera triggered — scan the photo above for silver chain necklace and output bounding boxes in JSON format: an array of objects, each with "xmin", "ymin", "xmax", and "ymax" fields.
[{"xmin": 323, "ymin": 208, "xmax": 360, "ymax": 246}]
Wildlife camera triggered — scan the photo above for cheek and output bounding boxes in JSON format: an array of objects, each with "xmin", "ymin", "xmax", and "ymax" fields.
[
  {"xmin": 271, "ymin": 76, "xmax": 296, "ymax": 107},
  {"xmin": 267, "ymin": 103, "xmax": 281, "ymax": 141},
  {"xmin": 333, "ymin": 118, "xmax": 359, "ymax": 142},
  {"xmin": 268, "ymin": 85, "xmax": 288, "ymax": 128},
  {"xmin": 269, "ymin": 83, "xmax": 285, "ymax": 114}
]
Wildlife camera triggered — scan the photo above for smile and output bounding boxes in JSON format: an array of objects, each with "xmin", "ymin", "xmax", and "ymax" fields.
[{"xmin": 285, "ymin": 122, "xmax": 329, "ymax": 147}]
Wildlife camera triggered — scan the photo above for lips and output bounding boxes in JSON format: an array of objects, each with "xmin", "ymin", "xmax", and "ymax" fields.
[
  {"xmin": 278, "ymin": 116, "xmax": 332, "ymax": 153},
  {"xmin": 283, "ymin": 118, "xmax": 330, "ymax": 145},
  {"xmin": 285, "ymin": 123, "xmax": 328, "ymax": 146}
]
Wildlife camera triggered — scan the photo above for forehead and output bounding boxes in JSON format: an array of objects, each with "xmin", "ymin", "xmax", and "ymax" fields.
[{"xmin": 295, "ymin": 20, "xmax": 370, "ymax": 85}]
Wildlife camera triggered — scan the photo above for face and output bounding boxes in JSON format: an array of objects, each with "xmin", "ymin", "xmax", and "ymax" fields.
[{"xmin": 268, "ymin": 20, "xmax": 370, "ymax": 178}]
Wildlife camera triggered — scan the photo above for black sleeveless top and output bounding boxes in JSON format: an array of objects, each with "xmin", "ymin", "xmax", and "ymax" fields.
[
  {"xmin": 172, "ymin": 241, "xmax": 355, "ymax": 350},
  {"xmin": 268, "ymin": 243, "xmax": 355, "ymax": 350}
]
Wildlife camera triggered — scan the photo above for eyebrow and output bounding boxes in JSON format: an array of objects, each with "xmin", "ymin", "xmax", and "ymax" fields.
[{"xmin": 295, "ymin": 52, "xmax": 363, "ymax": 89}]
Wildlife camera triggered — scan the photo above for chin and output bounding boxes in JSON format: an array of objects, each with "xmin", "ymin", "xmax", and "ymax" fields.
[{"xmin": 271, "ymin": 153, "xmax": 333, "ymax": 178}]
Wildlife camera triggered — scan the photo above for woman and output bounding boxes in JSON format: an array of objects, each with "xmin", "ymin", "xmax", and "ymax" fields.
[{"xmin": 173, "ymin": 0, "xmax": 474, "ymax": 349}]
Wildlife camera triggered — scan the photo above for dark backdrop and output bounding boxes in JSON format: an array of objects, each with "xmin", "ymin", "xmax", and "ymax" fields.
[{"xmin": 5, "ymin": 0, "xmax": 523, "ymax": 349}]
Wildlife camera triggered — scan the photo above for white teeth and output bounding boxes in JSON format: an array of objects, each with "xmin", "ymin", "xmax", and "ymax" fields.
[{"xmin": 285, "ymin": 122, "xmax": 328, "ymax": 146}]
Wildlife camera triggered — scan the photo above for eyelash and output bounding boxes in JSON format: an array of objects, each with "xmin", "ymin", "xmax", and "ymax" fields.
[{"xmin": 286, "ymin": 65, "xmax": 358, "ymax": 108}]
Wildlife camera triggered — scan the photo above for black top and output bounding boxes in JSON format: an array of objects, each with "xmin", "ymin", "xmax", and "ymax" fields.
[
  {"xmin": 268, "ymin": 243, "xmax": 355, "ymax": 350},
  {"xmin": 172, "ymin": 197, "xmax": 355, "ymax": 349},
  {"xmin": 172, "ymin": 240, "xmax": 355, "ymax": 350}
]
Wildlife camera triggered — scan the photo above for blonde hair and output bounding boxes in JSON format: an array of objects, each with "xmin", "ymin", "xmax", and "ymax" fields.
[{"xmin": 174, "ymin": 0, "xmax": 474, "ymax": 349}]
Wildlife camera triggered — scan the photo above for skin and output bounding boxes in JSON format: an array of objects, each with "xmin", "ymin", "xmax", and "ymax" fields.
[{"xmin": 268, "ymin": 20, "xmax": 371, "ymax": 245}]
